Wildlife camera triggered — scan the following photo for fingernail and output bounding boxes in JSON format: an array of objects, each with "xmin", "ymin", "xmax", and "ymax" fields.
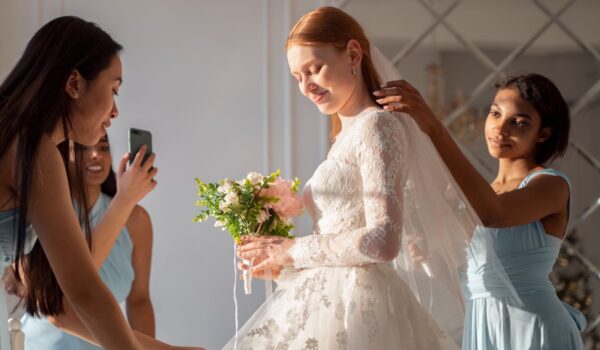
[{"xmin": 373, "ymin": 91, "xmax": 381, "ymax": 96}]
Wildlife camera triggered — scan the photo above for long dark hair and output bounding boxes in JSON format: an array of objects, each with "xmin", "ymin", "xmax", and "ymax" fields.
[
  {"xmin": 495, "ymin": 74, "xmax": 570, "ymax": 165},
  {"xmin": 0, "ymin": 16, "xmax": 122, "ymax": 316},
  {"xmin": 99, "ymin": 137, "xmax": 117, "ymax": 198}
]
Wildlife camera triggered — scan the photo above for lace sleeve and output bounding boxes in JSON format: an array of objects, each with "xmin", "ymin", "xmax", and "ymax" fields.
[{"xmin": 289, "ymin": 112, "xmax": 408, "ymax": 268}]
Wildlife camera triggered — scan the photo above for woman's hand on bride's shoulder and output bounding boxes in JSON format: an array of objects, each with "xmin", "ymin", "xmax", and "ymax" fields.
[
  {"xmin": 236, "ymin": 236, "xmax": 296, "ymax": 279},
  {"xmin": 373, "ymin": 79, "xmax": 442, "ymax": 137}
]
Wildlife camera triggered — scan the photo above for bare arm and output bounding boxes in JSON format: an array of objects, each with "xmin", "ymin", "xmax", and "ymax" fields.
[
  {"xmin": 90, "ymin": 148, "xmax": 158, "ymax": 269},
  {"xmin": 29, "ymin": 135, "xmax": 142, "ymax": 350},
  {"xmin": 48, "ymin": 205, "xmax": 155, "ymax": 338},
  {"xmin": 374, "ymin": 80, "xmax": 569, "ymax": 229},
  {"xmin": 48, "ymin": 301, "xmax": 203, "ymax": 350},
  {"xmin": 125, "ymin": 205, "xmax": 156, "ymax": 336}
]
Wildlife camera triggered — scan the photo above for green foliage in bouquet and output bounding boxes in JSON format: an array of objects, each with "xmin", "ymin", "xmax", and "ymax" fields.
[{"xmin": 194, "ymin": 170, "xmax": 302, "ymax": 244}]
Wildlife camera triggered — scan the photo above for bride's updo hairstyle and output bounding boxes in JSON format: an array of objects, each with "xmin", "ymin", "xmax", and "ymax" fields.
[{"xmin": 286, "ymin": 6, "xmax": 381, "ymax": 140}]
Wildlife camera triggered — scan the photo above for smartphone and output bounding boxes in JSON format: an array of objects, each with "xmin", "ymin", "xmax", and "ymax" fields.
[{"xmin": 128, "ymin": 128, "xmax": 152, "ymax": 165}]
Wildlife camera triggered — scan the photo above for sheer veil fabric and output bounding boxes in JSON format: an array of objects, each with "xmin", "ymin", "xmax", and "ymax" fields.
[
  {"xmin": 370, "ymin": 46, "xmax": 521, "ymax": 341},
  {"xmin": 223, "ymin": 46, "xmax": 520, "ymax": 350}
]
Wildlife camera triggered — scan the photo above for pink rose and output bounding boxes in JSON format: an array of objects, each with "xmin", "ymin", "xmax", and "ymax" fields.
[{"xmin": 260, "ymin": 179, "xmax": 303, "ymax": 219}]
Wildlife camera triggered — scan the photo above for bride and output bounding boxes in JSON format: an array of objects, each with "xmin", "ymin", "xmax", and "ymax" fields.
[{"xmin": 229, "ymin": 6, "xmax": 515, "ymax": 349}]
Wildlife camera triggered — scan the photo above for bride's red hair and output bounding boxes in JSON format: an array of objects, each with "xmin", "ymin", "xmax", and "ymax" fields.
[{"xmin": 286, "ymin": 6, "xmax": 381, "ymax": 140}]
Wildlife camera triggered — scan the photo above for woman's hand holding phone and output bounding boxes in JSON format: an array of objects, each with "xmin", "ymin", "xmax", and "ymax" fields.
[{"xmin": 115, "ymin": 145, "xmax": 158, "ymax": 208}]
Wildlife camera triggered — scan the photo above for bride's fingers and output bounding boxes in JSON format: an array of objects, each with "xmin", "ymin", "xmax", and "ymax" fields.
[
  {"xmin": 240, "ymin": 236, "xmax": 266, "ymax": 246},
  {"xmin": 239, "ymin": 239, "xmax": 277, "ymax": 252},
  {"xmin": 238, "ymin": 249, "xmax": 269, "ymax": 262},
  {"xmin": 251, "ymin": 258, "xmax": 272, "ymax": 273},
  {"xmin": 242, "ymin": 235, "xmax": 278, "ymax": 244},
  {"xmin": 237, "ymin": 250, "xmax": 253, "ymax": 260},
  {"xmin": 238, "ymin": 241, "xmax": 263, "ymax": 252}
]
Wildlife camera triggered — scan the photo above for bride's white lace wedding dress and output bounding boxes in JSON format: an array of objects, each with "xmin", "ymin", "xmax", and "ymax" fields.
[{"xmin": 224, "ymin": 107, "xmax": 459, "ymax": 350}]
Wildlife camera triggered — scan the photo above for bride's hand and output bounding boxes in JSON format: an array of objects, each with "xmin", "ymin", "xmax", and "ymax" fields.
[
  {"xmin": 237, "ymin": 236, "xmax": 295, "ymax": 279},
  {"xmin": 373, "ymin": 80, "xmax": 442, "ymax": 137},
  {"xmin": 237, "ymin": 257, "xmax": 282, "ymax": 280}
]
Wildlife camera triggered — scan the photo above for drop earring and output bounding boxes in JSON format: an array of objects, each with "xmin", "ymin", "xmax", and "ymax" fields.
[{"xmin": 352, "ymin": 67, "xmax": 356, "ymax": 76}]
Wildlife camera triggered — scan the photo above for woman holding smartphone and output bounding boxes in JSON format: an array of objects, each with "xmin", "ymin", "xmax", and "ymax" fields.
[
  {"xmin": 18, "ymin": 135, "xmax": 155, "ymax": 349},
  {"xmin": 0, "ymin": 16, "xmax": 202, "ymax": 350}
]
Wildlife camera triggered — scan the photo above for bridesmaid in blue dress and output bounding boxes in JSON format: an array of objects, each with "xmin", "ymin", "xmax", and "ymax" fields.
[
  {"xmin": 0, "ymin": 16, "xmax": 158, "ymax": 350},
  {"xmin": 0, "ymin": 16, "xmax": 202, "ymax": 350},
  {"xmin": 375, "ymin": 74, "xmax": 586, "ymax": 349},
  {"xmin": 21, "ymin": 136, "xmax": 156, "ymax": 349}
]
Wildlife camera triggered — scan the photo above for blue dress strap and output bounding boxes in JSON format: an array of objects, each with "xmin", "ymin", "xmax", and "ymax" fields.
[
  {"xmin": 520, "ymin": 168, "xmax": 570, "ymax": 189},
  {"xmin": 520, "ymin": 168, "xmax": 571, "ymax": 223}
]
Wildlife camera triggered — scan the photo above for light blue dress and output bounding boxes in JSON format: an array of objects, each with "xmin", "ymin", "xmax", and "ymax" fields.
[
  {"xmin": 461, "ymin": 168, "xmax": 586, "ymax": 350},
  {"xmin": 0, "ymin": 209, "xmax": 37, "ymax": 350},
  {"xmin": 21, "ymin": 193, "xmax": 135, "ymax": 350}
]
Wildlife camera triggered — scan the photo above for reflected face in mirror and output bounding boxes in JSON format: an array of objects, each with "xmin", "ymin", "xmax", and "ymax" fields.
[
  {"xmin": 287, "ymin": 44, "xmax": 356, "ymax": 115},
  {"xmin": 70, "ymin": 55, "xmax": 122, "ymax": 146},
  {"xmin": 485, "ymin": 87, "xmax": 548, "ymax": 161}
]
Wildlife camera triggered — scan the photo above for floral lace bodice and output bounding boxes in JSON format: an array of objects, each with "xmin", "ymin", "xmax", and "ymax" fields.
[{"xmin": 289, "ymin": 107, "xmax": 408, "ymax": 268}]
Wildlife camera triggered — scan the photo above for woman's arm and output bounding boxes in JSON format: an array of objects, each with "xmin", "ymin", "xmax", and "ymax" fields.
[
  {"xmin": 239, "ymin": 112, "xmax": 408, "ymax": 271},
  {"xmin": 374, "ymin": 80, "xmax": 569, "ymax": 228},
  {"xmin": 90, "ymin": 147, "xmax": 158, "ymax": 269},
  {"xmin": 48, "ymin": 301, "xmax": 202, "ymax": 350},
  {"xmin": 29, "ymin": 135, "xmax": 142, "ymax": 350},
  {"xmin": 48, "ymin": 205, "xmax": 155, "ymax": 338},
  {"xmin": 125, "ymin": 205, "xmax": 156, "ymax": 336}
]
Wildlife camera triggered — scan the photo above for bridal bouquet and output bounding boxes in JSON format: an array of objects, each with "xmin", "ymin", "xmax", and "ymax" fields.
[{"xmin": 194, "ymin": 170, "xmax": 303, "ymax": 293}]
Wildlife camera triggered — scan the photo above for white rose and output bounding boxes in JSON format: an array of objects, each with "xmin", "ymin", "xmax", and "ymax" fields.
[
  {"xmin": 246, "ymin": 172, "xmax": 263, "ymax": 186},
  {"xmin": 224, "ymin": 192, "xmax": 239, "ymax": 206},
  {"xmin": 219, "ymin": 202, "xmax": 231, "ymax": 212},
  {"xmin": 214, "ymin": 220, "xmax": 226, "ymax": 230},
  {"xmin": 218, "ymin": 179, "xmax": 234, "ymax": 193}
]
